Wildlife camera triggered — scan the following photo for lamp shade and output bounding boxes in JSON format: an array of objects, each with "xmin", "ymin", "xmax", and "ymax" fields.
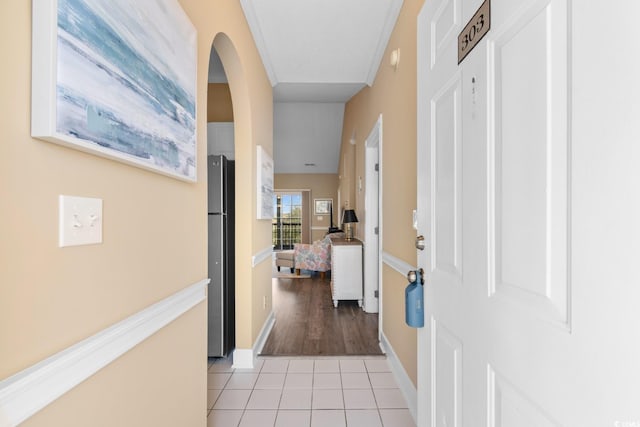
[{"xmin": 342, "ymin": 209, "xmax": 358, "ymax": 224}]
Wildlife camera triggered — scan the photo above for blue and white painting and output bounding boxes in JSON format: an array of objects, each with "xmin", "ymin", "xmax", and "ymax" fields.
[{"xmin": 54, "ymin": 0, "xmax": 197, "ymax": 180}]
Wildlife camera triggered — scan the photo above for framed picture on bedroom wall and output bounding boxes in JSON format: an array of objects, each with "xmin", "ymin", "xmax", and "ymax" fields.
[{"xmin": 31, "ymin": 0, "xmax": 197, "ymax": 181}]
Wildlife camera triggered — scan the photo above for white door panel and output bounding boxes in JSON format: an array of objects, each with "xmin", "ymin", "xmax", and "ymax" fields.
[
  {"xmin": 432, "ymin": 319, "xmax": 463, "ymax": 427},
  {"xmin": 484, "ymin": 0, "xmax": 572, "ymax": 421},
  {"xmin": 431, "ymin": 72, "xmax": 463, "ymax": 283},
  {"xmin": 431, "ymin": 0, "xmax": 461, "ymax": 68},
  {"xmin": 488, "ymin": 0, "xmax": 570, "ymax": 327},
  {"xmin": 488, "ymin": 368, "xmax": 561, "ymax": 427}
]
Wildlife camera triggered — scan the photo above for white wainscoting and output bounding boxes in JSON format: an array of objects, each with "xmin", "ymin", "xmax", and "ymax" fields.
[{"xmin": 0, "ymin": 279, "xmax": 208, "ymax": 427}]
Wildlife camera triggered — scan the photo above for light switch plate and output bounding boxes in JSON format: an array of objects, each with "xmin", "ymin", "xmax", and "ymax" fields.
[{"xmin": 59, "ymin": 195, "xmax": 103, "ymax": 247}]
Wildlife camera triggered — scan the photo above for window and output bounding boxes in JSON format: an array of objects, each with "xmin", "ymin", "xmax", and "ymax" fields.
[{"xmin": 272, "ymin": 192, "xmax": 302, "ymax": 250}]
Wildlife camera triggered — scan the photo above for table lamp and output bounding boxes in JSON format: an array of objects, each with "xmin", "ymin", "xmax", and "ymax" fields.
[{"xmin": 341, "ymin": 209, "xmax": 358, "ymax": 240}]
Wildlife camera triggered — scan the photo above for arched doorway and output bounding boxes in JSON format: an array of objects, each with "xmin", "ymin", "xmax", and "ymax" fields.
[
  {"xmin": 206, "ymin": 33, "xmax": 258, "ymax": 365},
  {"xmin": 205, "ymin": 43, "xmax": 236, "ymax": 359}
]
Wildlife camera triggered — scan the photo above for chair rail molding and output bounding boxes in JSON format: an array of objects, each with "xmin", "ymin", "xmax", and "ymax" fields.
[
  {"xmin": 382, "ymin": 251, "xmax": 415, "ymax": 276},
  {"xmin": 252, "ymin": 246, "xmax": 273, "ymax": 267}
]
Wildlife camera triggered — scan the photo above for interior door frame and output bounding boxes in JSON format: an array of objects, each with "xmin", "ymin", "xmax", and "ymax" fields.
[
  {"xmin": 416, "ymin": 4, "xmax": 427, "ymax": 424},
  {"xmin": 364, "ymin": 115, "xmax": 383, "ymax": 318}
]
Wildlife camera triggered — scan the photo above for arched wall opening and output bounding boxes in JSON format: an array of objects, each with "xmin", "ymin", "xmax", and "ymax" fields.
[
  {"xmin": 210, "ymin": 33, "xmax": 254, "ymax": 355},
  {"xmin": 205, "ymin": 40, "xmax": 236, "ymax": 359}
]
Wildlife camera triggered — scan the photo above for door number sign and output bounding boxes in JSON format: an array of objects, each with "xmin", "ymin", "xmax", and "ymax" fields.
[{"xmin": 458, "ymin": 0, "xmax": 491, "ymax": 64}]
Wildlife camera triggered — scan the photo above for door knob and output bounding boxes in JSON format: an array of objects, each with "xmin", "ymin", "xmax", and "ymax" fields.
[{"xmin": 415, "ymin": 235, "xmax": 425, "ymax": 251}]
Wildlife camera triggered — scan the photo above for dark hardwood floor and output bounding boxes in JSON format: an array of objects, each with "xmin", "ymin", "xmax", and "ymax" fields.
[{"xmin": 260, "ymin": 275, "xmax": 382, "ymax": 356}]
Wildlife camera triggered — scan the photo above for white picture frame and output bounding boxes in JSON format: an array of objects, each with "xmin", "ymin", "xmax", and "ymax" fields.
[
  {"xmin": 31, "ymin": 0, "xmax": 198, "ymax": 181},
  {"xmin": 256, "ymin": 146, "xmax": 274, "ymax": 220}
]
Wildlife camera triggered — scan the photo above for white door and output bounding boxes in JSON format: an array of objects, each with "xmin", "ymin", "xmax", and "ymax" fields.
[{"xmin": 417, "ymin": 0, "xmax": 640, "ymax": 426}]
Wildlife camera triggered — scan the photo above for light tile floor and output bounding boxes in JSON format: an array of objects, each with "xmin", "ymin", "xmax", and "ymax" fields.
[{"xmin": 207, "ymin": 357, "xmax": 416, "ymax": 427}]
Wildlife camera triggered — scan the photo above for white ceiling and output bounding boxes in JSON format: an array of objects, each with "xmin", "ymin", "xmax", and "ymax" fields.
[
  {"xmin": 209, "ymin": 0, "xmax": 403, "ymax": 173},
  {"xmin": 241, "ymin": 0, "xmax": 403, "ymax": 103}
]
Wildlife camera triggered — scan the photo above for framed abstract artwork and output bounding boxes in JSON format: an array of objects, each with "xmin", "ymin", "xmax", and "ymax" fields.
[
  {"xmin": 32, "ymin": 0, "xmax": 198, "ymax": 181},
  {"xmin": 256, "ymin": 146, "xmax": 274, "ymax": 220}
]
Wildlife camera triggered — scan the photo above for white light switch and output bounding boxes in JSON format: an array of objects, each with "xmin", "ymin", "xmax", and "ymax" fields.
[{"xmin": 59, "ymin": 195, "xmax": 103, "ymax": 247}]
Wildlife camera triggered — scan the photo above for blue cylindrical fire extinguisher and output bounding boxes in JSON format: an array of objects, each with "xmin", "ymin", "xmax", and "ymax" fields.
[{"xmin": 405, "ymin": 268, "xmax": 424, "ymax": 328}]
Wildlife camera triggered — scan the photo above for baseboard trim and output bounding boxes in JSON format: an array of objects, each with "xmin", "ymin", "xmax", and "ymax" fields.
[
  {"xmin": 252, "ymin": 246, "xmax": 273, "ymax": 267},
  {"xmin": 380, "ymin": 331, "xmax": 417, "ymax": 424},
  {"xmin": 232, "ymin": 310, "xmax": 275, "ymax": 369},
  {"xmin": 231, "ymin": 349, "xmax": 254, "ymax": 370},
  {"xmin": 253, "ymin": 311, "xmax": 275, "ymax": 355},
  {"xmin": 0, "ymin": 279, "xmax": 208, "ymax": 427},
  {"xmin": 382, "ymin": 251, "xmax": 415, "ymax": 276}
]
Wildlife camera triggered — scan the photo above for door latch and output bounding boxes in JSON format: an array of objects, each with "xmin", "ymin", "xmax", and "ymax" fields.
[{"xmin": 415, "ymin": 235, "xmax": 425, "ymax": 251}]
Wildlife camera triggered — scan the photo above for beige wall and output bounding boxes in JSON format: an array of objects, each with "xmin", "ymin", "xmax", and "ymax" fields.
[
  {"xmin": 0, "ymin": 0, "xmax": 272, "ymax": 425},
  {"xmin": 275, "ymin": 174, "xmax": 339, "ymax": 242},
  {"xmin": 207, "ymin": 83, "xmax": 234, "ymax": 122},
  {"xmin": 339, "ymin": 0, "xmax": 423, "ymax": 385}
]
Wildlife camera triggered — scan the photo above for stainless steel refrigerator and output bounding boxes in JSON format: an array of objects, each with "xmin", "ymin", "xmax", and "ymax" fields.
[{"xmin": 207, "ymin": 155, "xmax": 235, "ymax": 357}]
